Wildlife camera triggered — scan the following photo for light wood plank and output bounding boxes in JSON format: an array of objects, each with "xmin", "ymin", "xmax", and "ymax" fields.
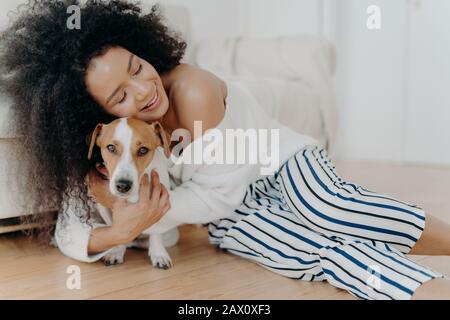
[{"xmin": 0, "ymin": 161, "xmax": 449, "ymax": 299}]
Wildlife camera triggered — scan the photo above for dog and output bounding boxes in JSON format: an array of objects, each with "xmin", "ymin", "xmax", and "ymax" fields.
[{"xmin": 87, "ymin": 117, "xmax": 175, "ymax": 269}]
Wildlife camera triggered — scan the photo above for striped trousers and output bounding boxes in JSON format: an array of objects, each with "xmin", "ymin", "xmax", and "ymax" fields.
[{"xmin": 208, "ymin": 146, "xmax": 443, "ymax": 300}]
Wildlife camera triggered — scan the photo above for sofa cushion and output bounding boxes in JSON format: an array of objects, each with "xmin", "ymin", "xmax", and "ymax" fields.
[
  {"xmin": 195, "ymin": 35, "xmax": 338, "ymax": 154},
  {"xmin": 222, "ymin": 76, "xmax": 327, "ymax": 147}
]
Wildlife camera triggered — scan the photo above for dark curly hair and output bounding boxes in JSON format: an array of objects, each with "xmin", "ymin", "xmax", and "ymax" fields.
[{"xmin": 0, "ymin": 0, "xmax": 186, "ymax": 244}]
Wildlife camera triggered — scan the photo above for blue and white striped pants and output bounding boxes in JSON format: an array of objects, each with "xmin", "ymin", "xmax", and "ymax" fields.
[{"xmin": 208, "ymin": 146, "xmax": 443, "ymax": 300}]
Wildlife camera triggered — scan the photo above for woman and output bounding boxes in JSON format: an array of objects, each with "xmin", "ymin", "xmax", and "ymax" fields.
[{"xmin": 1, "ymin": 0, "xmax": 449, "ymax": 299}]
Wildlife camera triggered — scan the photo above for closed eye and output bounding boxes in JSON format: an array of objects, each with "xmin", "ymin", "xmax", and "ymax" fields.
[
  {"xmin": 134, "ymin": 64, "xmax": 142, "ymax": 76},
  {"xmin": 118, "ymin": 91, "xmax": 127, "ymax": 104},
  {"xmin": 117, "ymin": 65, "xmax": 141, "ymax": 105}
]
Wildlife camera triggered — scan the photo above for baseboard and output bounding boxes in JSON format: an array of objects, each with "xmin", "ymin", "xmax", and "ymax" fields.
[{"xmin": 0, "ymin": 212, "xmax": 57, "ymax": 235}]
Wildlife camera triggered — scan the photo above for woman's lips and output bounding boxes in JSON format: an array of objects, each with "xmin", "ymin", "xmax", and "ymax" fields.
[{"xmin": 141, "ymin": 89, "xmax": 160, "ymax": 112}]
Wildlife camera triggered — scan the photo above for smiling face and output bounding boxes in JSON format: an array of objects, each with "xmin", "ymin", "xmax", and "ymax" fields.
[{"xmin": 84, "ymin": 46, "xmax": 169, "ymax": 122}]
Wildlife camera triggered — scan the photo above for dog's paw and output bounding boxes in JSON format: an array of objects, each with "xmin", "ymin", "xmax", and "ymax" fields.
[
  {"xmin": 102, "ymin": 253, "xmax": 125, "ymax": 266},
  {"xmin": 102, "ymin": 246, "xmax": 126, "ymax": 266},
  {"xmin": 149, "ymin": 253, "xmax": 173, "ymax": 270}
]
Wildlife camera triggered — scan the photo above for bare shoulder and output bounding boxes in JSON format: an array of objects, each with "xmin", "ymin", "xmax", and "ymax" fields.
[
  {"xmin": 166, "ymin": 64, "xmax": 227, "ymax": 138},
  {"xmin": 168, "ymin": 63, "xmax": 228, "ymax": 98}
]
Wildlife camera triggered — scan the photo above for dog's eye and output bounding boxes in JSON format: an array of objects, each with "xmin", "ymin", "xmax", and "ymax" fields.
[
  {"xmin": 137, "ymin": 146, "xmax": 149, "ymax": 156},
  {"xmin": 107, "ymin": 144, "xmax": 116, "ymax": 153}
]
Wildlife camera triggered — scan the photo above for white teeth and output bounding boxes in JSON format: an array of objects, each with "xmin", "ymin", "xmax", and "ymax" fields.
[{"xmin": 148, "ymin": 91, "xmax": 158, "ymax": 106}]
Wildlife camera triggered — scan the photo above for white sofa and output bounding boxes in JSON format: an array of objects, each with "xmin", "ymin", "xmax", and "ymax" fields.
[{"xmin": 0, "ymin": 3, "xmax": 337, "ymax": 221}]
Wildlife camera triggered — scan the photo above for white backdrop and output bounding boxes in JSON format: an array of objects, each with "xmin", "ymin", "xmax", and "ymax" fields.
[{"xmin": 160, "ymin": 0, "xmax": 450, "ymax": 166}]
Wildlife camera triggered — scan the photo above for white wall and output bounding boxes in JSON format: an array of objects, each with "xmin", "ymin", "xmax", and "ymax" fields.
[
  {"xmin": 333, "ymin": 0, "xmax": 409, "ymax": 163},
  {"xmin": 157, "ymin": 0, "xmax": 324, "ymax": 42},
  {"xmin": 155, "ymin": 0, "xmax": 246, "ymax": 42},
  {"xmin": 403, "ymin": 0, "xmax": 450, "ymax": 166},
  {"xmin": 333, "ymin": 0, "xmax": 450, "ymax": 166},
  {"xmin": 243, "ymin": 0, "xmax": 323, "ymax": 38},
  {"xmin": 0, "ymin": 0, "xmax": 27, "ymax": 29}
]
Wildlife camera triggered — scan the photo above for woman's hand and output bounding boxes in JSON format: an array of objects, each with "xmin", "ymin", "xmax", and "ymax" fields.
[
  {"xmin": 87, "ymin": 169, "xmax": 170, "ymax": 254},
  {"xmin": 110, "ymin": 171, "xmax": 170, "ymax": 243}
]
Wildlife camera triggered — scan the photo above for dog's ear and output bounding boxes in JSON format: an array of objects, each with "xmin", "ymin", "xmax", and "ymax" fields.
[
  {"xmin": 151, "ymin": 121, "xmax": 171, "ymax": 158},
  {"xmin": 87, "ymin": 123, "xmax": 103, "ymax": 160}
]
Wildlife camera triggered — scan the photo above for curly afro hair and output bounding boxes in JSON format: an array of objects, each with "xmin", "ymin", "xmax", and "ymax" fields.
[{"xmin": 0, "ymin": 0, "xmax": 186, "ymax": 244}]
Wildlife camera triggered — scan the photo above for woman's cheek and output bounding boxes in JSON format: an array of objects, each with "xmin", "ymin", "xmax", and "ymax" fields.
[{"xmin": 119, "ymin": 103, "xmax": 135, "ymax": 117}]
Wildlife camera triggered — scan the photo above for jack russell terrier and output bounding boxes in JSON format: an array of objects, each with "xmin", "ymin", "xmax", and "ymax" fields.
[{"xmin": 87, "ymin": 117, "xmax": 174, "ymax": 269}]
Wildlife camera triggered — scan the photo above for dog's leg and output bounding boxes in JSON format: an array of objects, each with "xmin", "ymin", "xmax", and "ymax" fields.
[
  {"xmin": 102, "ymin": 245, "xmax": 126, "ymax": 266},
  {"xmin": 95, "ymin": 201, "xmax": 127, "ymax": 266},
  {"xmin": 148, "ymin": 234, "xmax": 172, "ymax": 269},
  {"xmin": 128, "ymin": 234, "xmax": 149, "ymax": 249}
]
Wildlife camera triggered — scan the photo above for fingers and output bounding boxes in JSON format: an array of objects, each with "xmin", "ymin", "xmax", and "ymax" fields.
[
  {"xmin": 138, "ymin": 173, "xmax": 150, "ymax": 201},
  {"xmin": 135, "ymin": 170, "xmax": 168, "ymax": 222},
  {"xmin": 151, "ymin": 170, "xmax": 160, "ymax": 189},
  {"xmin": 149, "ymin": 170, "xmax": 162, "ymax": 204}
]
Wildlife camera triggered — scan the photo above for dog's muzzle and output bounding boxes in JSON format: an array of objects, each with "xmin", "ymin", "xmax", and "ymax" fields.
[{"xmin": 115, "ymin": 178, "xmax": 133, "ymax": 194}]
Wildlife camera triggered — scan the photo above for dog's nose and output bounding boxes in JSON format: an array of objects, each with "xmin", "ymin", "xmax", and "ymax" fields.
[{"xmin": 115, "ymin": 179, "xmax": 132, "ymax": 193}]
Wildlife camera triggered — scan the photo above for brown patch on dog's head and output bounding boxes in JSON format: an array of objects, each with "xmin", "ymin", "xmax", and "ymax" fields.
[
  {"xmin": 86, "ymin": 119, "xmax": 125, "ymax": 184},
  {"xmin": 151, "ymin": 121, "xmax": 171, "ymax": 158}
]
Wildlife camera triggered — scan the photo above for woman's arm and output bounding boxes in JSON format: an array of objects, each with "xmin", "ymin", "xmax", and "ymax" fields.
[
  {"xmin": 88, "ymin": 227, "xmax": 124, "ymax": 255},
  {"xmin": 55, "ymin": 170, "xmax": 169, "ymax": 261},
  {"xmin": 86, "ymin": 170, "xmax": 170, "ymax": 255},
  {"xmin": 54, "ymin": 192, "xmax": 114, "ymax": 263},
  {"xmin": 144, "ymin": 143, "xmax": 257, "ymax": 234},
  {"xmin": 84, "ymin": 167, "xmax": 129, "ymax": 254}
]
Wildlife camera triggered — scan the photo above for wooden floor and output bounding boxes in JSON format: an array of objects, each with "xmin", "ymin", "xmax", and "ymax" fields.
[{"xmin": 1, "ymin": 160, "xmax": 450, "ymax": 300}]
